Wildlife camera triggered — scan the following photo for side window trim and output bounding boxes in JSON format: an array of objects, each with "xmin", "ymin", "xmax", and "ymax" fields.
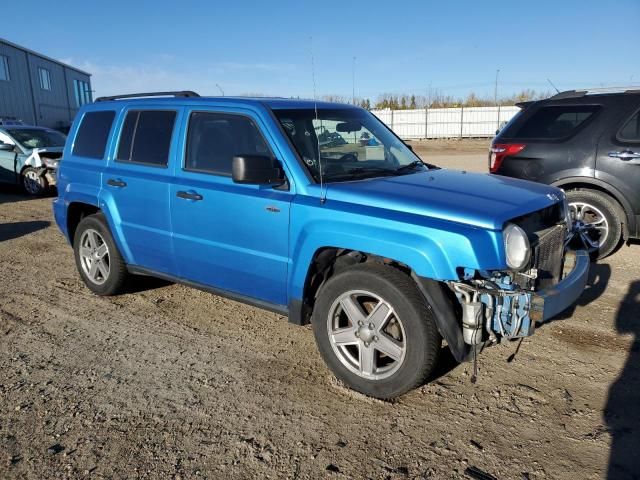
[
  {"xmin": 615, "ymin": 106, "xmax": 640, "ymax": 144},
  {"xmin": 182, "ymin": 109, "xmax": 275, "ymax": 178},
  {"xmin": 114, "ymin": 108, "xmax": 178, "ymax": 169}
]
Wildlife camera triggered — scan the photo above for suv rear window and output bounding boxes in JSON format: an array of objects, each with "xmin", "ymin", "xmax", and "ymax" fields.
[
  {"xmin": 116, "ymin": 110, "xmax": 176, "ymax": 167},
  {"xmin": 513, "ymin": 105, "xmax": 600, "ymax": 139},
  {"xmin": 72, "ymin": 111, "xmax": 115, "ymax": 159},
  {"xmin": 619, "ymin": 110, "xmax": 640, "ymax": 142}
]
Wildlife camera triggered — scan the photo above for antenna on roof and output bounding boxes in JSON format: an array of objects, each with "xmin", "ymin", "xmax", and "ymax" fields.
[
  {"xmin": 310, "ymin": 36, "xmax": 326, "ymax": 205},
  {"xmin": 547, "ymin": 78, "xmax": 560, "ymax": 94}
]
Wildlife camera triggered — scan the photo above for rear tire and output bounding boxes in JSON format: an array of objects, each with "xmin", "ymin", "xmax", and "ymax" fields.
[
  {"xmin": 312, "ymin": 262, "xmax": 441, "ymax": 399},
  {"xmin": 566, "ymin": 189, "xmax": 622, "ymax": 260},
  {"xmin": 73, "ymin": 213, "xmax": 128, "ymax": 295}
]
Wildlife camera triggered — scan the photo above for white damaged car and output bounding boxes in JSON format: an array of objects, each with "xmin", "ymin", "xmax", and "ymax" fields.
[{"xmin": 0, "ymin": 125, "xmax": 66, "ymax": 195}]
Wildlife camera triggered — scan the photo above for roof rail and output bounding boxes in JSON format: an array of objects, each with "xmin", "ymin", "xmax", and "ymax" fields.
[
  {"xmin": 95, "ymin": 91, "xmax": 200, "ymax": 102},
  {"xmin": 550, "ymin": 86, "xmax": 640, "ymax": 100}
]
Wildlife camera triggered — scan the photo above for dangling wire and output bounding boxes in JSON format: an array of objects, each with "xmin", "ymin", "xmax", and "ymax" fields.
[{"xmin": 310, "ymin": 36, "xmax": 325, "ymax": 204}]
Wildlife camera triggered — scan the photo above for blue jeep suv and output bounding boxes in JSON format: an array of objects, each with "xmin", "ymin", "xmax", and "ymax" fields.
[{"xmin": 53, "ymin": 91, "xmax": 589, "ymax": 399}]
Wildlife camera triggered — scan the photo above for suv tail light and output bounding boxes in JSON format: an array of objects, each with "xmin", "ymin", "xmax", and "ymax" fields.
[{"xmin": 489, "ymin": 143, "xmax": 526, "ymax": 173}]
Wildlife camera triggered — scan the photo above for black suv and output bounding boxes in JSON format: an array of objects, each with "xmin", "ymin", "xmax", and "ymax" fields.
[{"xmin": 490, "ymin": 88, "xmax": 640, "ymax": 258}]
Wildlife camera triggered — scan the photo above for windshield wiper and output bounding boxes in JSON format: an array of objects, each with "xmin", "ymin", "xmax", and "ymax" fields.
[{"xmin": 394, "ymin": 160, "xmax": 427, "ymax": 173}]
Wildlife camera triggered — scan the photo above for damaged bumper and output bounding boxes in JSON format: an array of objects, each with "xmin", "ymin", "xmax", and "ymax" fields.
[{"xmin": 530, "ymin": 249, "xmax": 590, "ymax": 322}]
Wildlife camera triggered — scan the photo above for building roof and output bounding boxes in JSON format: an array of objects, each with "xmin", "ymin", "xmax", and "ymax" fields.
[{"xmin": 0, "ymin": 37, "xmax": 91, "ymax": 76}]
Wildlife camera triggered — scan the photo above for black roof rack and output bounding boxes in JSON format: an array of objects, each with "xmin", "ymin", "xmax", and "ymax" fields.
[
  {"xmin": 549, "ymin": 86, "xmax": 640, "ymax": 100},
  {"xmin": 95, "ymin": 91, "xmax": 200, "ymax": 102}
]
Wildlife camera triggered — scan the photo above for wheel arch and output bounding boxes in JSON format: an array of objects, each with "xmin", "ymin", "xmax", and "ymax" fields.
[{"xmin": 552, "ymin": 177, "xmax": 634, "ymax": 238}]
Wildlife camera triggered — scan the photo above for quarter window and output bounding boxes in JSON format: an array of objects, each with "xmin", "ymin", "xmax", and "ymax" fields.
[
  {"xmin": 185, "ymin": 112, "xmax": 271, "ymax": 175},
  {"xmin": 38, "ymin": 67, "xmax": 52, "ymax": 91},
  {"xmin": 116, "ymin": 110, "xmax": 176, "ymax": 167},
  {"xmin": 619, "ymin": 111, "xmax": 640, "ymax": 142},
  {"xmin": 515, "ymin": 106, "xmax": 600, "ymax": 139},
  {"xmin": 72, "ymin": 110, "xmax": 115, "ymax": 159},
  {"xmin": 0, "ymin": 55, "xmax": 9, "ymax": 81}
]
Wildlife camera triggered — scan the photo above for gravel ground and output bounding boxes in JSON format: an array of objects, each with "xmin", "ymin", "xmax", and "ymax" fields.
[{"xmin": 1, "ymin": 142, "xmax": 639, "ymax": 479}]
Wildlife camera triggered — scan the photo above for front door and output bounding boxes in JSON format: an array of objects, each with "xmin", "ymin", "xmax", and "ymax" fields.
[
  {"xmin": 0, "ymin": 132, "xmax": 17, "ymax": 184},
  {"xmin": 170, "ymin": 109, "xmax": 292, "ymax": 307}
]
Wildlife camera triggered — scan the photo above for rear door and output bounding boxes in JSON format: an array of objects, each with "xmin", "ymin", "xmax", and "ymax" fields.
[
  {"xmin": 595, "ymin": 97, "xmax": 640, "ymax": 227},
  {"xmin": 170, "ymin": 108, "xmax": 293, "ymax": 307},
  {"xmin": 102, "ymin": 108, "xmax": 180, "ymax": 274}
]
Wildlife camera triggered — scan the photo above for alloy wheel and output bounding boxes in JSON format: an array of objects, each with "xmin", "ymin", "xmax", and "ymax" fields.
[
  {"xmin": 567, "ymin": 201, "xmax": 609, "ymax": 251},
  {"xmin": 79, "ymin": 229, "xmax": 110, "ymax": 285},
  {"xmin": 327, "ymin": 290, "xmax": 406, "ymax": 380}
]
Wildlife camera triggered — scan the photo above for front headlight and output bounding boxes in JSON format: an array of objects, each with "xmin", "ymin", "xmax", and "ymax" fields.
[
  {"xmin": 503, "ymin": 223, "xmax": 531, "ymax": 270},
  {"xmin": 42, "ymin": 158, "xmax": 59, "ymax": 169}
]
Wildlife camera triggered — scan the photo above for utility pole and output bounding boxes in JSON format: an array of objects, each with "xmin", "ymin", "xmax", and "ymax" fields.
[
  {"xmin": 352, "ymin": 56, "xmax": 356, "ymax": 105},
  {"xmin": 494, "ymin": 69, "xmax": 500, "ymax": 106}
]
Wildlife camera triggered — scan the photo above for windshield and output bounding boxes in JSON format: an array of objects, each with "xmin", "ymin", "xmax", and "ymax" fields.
[
  {"xmin": 274, "ymin": 108, "xmax": 426, "ymax": 182},
  {"xmin": 7, "ymin": 128, "xmax": 66, "ymax": 149}
]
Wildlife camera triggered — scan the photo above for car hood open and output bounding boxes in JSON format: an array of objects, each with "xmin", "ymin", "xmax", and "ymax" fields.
[{"xmin": 325, "ymin": 169, "xmax": 563, "ymax": 230}]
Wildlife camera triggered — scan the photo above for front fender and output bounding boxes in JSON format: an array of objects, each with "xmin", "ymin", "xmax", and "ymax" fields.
[{"xmin": 288, "ymin": 198, "xmax": 505, "ymax": 301}]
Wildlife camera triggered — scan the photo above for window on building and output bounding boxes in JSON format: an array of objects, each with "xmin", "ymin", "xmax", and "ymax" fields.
[
  {"xmin": 72, "ymin": 111, "xmax": 115, "ymax": 159},
  {"xmin": 185, "ymin": 112, "xmax": 271, "ymax": 175},
  {"xmin": 74, "ymin": 79, "xmax": 92, "ymax": 107},
  {"xmin": 0, "ymin": 55, "xmax": 9, "ymax": 81},
  {"xmin": 38, "ymin": 67, "xmax": 52, "ymax": 91},
  {"xmin": 116, "ymin": 110, "xmax": 176, "ymax": 167}
]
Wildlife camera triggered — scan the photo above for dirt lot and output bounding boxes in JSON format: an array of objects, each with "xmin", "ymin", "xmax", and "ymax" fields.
[{"xmin": 1, "ymin": 141, "xmax": 639, "ymax": 479}]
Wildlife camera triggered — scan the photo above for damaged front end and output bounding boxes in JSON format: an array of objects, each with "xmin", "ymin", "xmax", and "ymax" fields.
[
  {"xmin": 448, "ymin": 205, "xmax": 590, "ymax": 351},
  {"xmin": 24, "ymin": 148, "xmax": 63, "ymax": 186}
]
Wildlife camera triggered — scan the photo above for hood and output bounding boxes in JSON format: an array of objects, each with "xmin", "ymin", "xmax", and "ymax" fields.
[
  {"xmin": 325, "ymin": 169, "xmax": 563, "ymax": 230},
  {"xmin": 30, "ymin": 146, "xmax": 64, "ymax": 155}
]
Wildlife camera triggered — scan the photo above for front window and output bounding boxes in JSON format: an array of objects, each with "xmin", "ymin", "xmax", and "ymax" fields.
[
  {"xmin": 274, "ymin": 108, "xmax": 426, "ymax": 182},
  {"xmin": 7, "ymin": 128, "xmax": 66, "ymax": 149}
]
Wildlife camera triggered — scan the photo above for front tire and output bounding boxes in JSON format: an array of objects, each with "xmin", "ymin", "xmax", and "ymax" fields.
[
  {"xmin": 566, "ymin": 189, "xmax": 622, "ymax": 260},
  {"xmin": 312, "ymin": 263, "xmax": 441, "ymax": 399},
  {"xmin": 73, "ymin": 213, "xmax": 128, "ymax": 295},
  {"xmin": 21, "ymin": 167, "xmax": 48, "ymax": 196}
]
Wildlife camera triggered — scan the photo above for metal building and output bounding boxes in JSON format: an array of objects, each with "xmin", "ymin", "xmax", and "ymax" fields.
[{"xmin": 0, "ymin": 37, "xmax": 92, "ymax": 130}]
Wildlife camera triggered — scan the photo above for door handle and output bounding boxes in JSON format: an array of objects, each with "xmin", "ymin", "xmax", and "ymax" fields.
[
  {"xmin": 176, "ymin": 190, "xmax": 203, "ymax": 201},
  {"xmin": 608, "ymin": 150, "xmax": 640, "ymax": 161},
  {"xmin": 107, "ymin": 178, "xmax": 127, "ymax": 187}
]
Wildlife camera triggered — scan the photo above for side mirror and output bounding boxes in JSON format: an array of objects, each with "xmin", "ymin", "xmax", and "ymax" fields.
[
  {"xmin": 232, "ymin": 155, "xmax": 284, "ymax": 185},
  {"xmin": 0, "ymin": 143, "xmax": 14, "ymax": 151}
]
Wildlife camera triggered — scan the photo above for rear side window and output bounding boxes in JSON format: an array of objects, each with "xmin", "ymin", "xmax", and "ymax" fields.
[
  {"xmin": 116, "ymin": 110, "xmax": 176, "ymax": 167},
  {"xmin": 618, "ymin": 110, "xmax": 640, "ymax": 142},
  {"xmin": 185, "ymin": 112, "xmax": 271, "ymax": 175},
  {"xmin": 72, "ymin": 111, "xmax": 115, "ymax": 159},
  {"xmin": 514, "ymin": 106, "xmax": 600, "ymax": 139}
]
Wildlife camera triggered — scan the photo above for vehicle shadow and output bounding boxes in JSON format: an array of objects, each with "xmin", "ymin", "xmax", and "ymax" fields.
[
  {"xmin": 124, "ymin": 275, "xmax": 173, "ymax": 294},
  {"xmin": 0, "ymin": 220, "xmax": 50, "ymax": 242},
  {"xmin": 605, "ymin": 280, "xmax": 640, "ymax": 479},
  {"xmin": 427, "ymin": 346, "xmax": 460, "ymax": 383}
]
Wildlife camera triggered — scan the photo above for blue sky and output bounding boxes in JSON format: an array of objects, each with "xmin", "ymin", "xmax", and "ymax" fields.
[{"xmin": 3, "ymin": 0, "xmax": 638, "ymax": 101}]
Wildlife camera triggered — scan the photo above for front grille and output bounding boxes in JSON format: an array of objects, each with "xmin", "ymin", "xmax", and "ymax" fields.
[{"xmin": 531, "ymin": 224, "xmax": 566, "ymax": 289}]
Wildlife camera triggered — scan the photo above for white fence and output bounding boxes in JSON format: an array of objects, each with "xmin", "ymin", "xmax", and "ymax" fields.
[{"xmin": 371, "ymin": 106, "xmax": 520, "ymax": 139}]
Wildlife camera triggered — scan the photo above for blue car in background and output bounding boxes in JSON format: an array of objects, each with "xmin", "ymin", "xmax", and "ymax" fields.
[
  {"xmin": 52, "ymin": 91, "xmax": 589, "ymax": 399},
  {"xmin": 0, "ymin": 125, "xmax": 65, "ymax": 195}
]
